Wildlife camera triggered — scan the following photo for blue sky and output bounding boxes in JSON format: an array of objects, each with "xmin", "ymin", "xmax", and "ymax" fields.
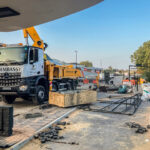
[{"xmin": 1, "ymin": 0, "xmax": 150, "ymax": 69}]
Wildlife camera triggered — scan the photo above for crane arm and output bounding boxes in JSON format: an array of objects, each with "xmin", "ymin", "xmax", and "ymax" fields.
[{"xmin": 23, "ymin": 26, "xmax": 47, "ymax": 51}]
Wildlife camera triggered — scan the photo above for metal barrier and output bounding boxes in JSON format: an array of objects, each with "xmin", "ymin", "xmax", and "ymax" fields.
[{"xmin": 82, "ymin": 94, "xmax": 142, "ymax": 115}]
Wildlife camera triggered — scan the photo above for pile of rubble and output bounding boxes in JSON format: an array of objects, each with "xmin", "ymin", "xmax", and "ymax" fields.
[
  {"xmin": 125, "ymin": 122, "xmax": 149, "ymax": 134},
  {"xmin": 34, "ymin": 121, "xmax": 68, "ymax": 143}
]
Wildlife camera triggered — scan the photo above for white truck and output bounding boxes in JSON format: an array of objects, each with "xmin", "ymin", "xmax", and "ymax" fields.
[{"xmin": 0, "ymin": 44, "xmax": 49, "ymax": 104}]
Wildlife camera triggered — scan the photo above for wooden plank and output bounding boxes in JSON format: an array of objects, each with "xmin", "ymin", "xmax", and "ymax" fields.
[{"xmin": 49, "ymin": 90, "xmax": 97, "ymax": 107}]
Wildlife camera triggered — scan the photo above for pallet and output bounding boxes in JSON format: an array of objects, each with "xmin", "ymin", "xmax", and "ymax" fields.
[{"xmin": 49, "ymin": 90, "xmax": 97, "ymax": 107}]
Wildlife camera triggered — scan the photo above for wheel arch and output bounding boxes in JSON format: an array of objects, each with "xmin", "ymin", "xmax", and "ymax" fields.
[{"xmin": 35, "ymin": 76, "xmax": 48, "ymax": 88}]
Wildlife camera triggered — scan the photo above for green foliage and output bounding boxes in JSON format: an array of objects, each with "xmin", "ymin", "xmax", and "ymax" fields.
[
  {"xmin": 142, "ymin": 71, "xmax": 150, "ymax": 82},
  {"xmin": 108, "ymin": 66, "xmax": 113, "ymax": 71},
  {"xmin": 131, "ymin": 40, "xmax": 150, "ymax": 67},
  {"xmin": 80, "ymin": 61, "xmax": 93, "ymax": 67},
  {"xmin": 105, "ymin": 67, "xmax": 113, "ymax": 73},
  {"xmin": 131, "ymin": 40, "xmax": 150, "ymax": 81},
  {"xmin": 105, "ymin": 66, "xmax": 123, "ymax": 74}
]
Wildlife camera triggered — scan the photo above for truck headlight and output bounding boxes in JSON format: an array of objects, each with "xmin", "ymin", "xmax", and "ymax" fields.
[{"xmin": 19, "ymin": 85, "xmax": 28, "ymax": 91}]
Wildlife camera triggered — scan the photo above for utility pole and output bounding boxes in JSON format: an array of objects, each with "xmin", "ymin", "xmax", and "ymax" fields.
[
  {"xmin": 129, "ymin": 65, "xmax": 131, "ymax": 81},
  {"xmin": 75, "ymin": 50, "xmax": 78, "ymax": 69}
]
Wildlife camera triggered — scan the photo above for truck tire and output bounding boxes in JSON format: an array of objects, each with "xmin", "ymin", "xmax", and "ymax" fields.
[
  {"xmin": 2, "ymin": 95, "xmax": 16, "ymax": 104},
  {"xmin": 32, "ymin": 85, "xmax": 46, "ymax": 105}
]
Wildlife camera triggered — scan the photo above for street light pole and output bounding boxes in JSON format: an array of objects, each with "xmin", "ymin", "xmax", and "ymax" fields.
[{"xmin": 75, "ymin": 50, "xmax": 78, "ymax": 69}]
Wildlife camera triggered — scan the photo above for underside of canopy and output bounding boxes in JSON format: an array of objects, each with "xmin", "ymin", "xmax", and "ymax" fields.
[{"xmin": 0, "ymin": 0, "xmax": 103, "ymax": 32}]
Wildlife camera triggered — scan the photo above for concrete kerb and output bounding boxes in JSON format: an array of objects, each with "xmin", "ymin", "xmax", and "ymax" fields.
[{"xmin": 10, "ymin": 107, "xmax": 77, "ymax": 150}]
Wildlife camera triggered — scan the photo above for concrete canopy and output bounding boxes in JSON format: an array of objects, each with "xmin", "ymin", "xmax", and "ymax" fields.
[{"xmin": 0, "ymin": 0, "xmax": 103, "ymax": 32}]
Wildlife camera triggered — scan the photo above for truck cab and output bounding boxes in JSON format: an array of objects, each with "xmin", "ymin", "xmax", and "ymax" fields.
[{"xmin": 0, "ymin": 45, "xmax": 48, "ymax": 104}]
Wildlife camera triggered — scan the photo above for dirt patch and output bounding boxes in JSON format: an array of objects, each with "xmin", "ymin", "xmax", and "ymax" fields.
[
  {"xmin": 132, "ymin": 142, "xmax": 150, "ymax": 150},
  {"xmin": 68, "ymin": 110, "xmax": 81, "ymax": 118},
  {"xmin": 21, "ymin": 139, "xmax": 43, "ymax": 150},
  {"xmin": 87, "ymin": 113, "xmax": 109, "ymax": 120},
  {"xmin": 131, "ymin": 135, "xmax": 150, "ymax": 150},
  {"xmin": 63, "ymin": 122, "xmax": 91, "ymax": 133}
]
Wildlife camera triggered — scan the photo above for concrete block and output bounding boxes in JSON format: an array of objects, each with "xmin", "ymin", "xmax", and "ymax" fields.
[{"xmin": 49, "ymin": 90, "xmax": 97, "ymax": 107}]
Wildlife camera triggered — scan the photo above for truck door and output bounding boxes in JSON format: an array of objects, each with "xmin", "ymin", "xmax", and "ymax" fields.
[{"xmin": 29, "ymin": 47, "xmax": 44, "ymax": 77}]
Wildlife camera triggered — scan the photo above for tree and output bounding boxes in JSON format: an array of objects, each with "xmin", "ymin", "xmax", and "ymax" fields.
[
  {"xmin": 131, "ymin": 40, "xmax": 150, "ymax": 81},
  {"xmin": 131, "ymin": 40, "xmax": 150, "ymax": 67},
  {"xmin": 80, "ymin": 61, "xmax": 93, "ymax": 67},
  {"xmin": 108, "ymin": 66, "xmax": 113, "ymax": 71},
  {"xmin": 142, "ymin": 71, "xmax": 150, "ymax": 82}
]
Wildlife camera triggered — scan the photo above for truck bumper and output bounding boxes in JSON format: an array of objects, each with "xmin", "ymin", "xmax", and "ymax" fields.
[
  {"xmin": 0, "ymin": 87, "xmax": 31, "ymax": 96},
  {"xmin": 0, "ymin": 78, "xmax": 33, "ymax": 96}
]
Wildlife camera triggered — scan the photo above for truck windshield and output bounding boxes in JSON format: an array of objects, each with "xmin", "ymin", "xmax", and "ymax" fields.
[{"xmin": 0, "ymin": 47, "xmax": 28, "ymax": 64}]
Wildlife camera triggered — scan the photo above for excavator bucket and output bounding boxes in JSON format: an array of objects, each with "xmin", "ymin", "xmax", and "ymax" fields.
[{"xmin": 0, "ymin": 0, "xmax": 103, "ymax": 32}]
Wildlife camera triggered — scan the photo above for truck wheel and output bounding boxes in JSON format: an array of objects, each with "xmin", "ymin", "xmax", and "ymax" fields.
[
  {"xmin": 2, "ymin": 95, "xmax": 16, "ymax": 104},
  {"xmin": 32, "ymin": 85, "xmax": 46, "ymax": 105}
]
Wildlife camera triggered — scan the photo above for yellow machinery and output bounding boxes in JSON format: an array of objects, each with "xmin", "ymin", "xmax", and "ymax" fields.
[
  {"xmin": 23, "ymin": 26, "xmax": 82, "ymax": 92},
  {"xmin": 23, "ymin": 27, "xmax": 47, "ymax": 51},
  {"xmin": 45, "ymin": 61, "xmax": 82, "ymax": 91}
]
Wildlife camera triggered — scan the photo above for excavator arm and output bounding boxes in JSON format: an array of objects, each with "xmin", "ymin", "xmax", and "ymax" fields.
[{"xmin": 23, "ymin": 26, "xmax": 47, "ymax": 51}]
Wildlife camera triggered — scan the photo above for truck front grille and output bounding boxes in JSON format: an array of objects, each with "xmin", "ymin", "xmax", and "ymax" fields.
[{"xmin": 0, "ymin": 73, "xmax": 21, "ymax": 87}]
